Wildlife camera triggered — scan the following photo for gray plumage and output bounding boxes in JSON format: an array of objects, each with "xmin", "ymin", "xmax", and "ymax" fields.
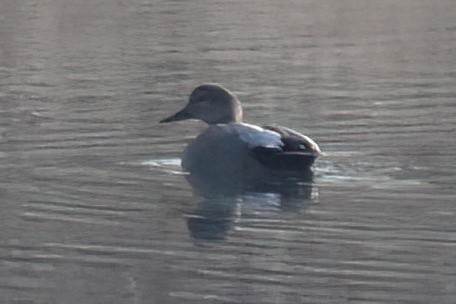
[{"xmin": 160, "ymin": 84, "xmax": 320, "ymax": 181}]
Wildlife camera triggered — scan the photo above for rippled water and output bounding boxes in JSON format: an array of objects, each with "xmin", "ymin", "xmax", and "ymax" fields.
[{"xmin": 1, "ymin": 1, "xmax": 456, "ymax": 303}]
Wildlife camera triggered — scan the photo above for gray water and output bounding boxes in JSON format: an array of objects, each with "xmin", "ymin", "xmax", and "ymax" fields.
[{"xmin": 1, "ymin": 1, "xmax": 456, "ymax": 303}]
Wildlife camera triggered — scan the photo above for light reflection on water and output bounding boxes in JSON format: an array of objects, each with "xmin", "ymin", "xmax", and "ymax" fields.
[
  {"xmin": 1, "ymin": 0, "xmax": 456, "ymax": 303},
  {"xmin": 143, "ymin": 157, "xmax": 320, "ymax": 242}
]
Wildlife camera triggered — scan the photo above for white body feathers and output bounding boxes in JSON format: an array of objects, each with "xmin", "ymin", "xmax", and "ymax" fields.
[{"xmin": 222, "ymin": 122, "xmax": 283, "ymax": 150}]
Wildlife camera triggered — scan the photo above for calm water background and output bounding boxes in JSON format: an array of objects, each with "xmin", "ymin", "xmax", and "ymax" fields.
[{"xmin": 1, "ymin": 1, "xmax": 456, "ymax": 303}]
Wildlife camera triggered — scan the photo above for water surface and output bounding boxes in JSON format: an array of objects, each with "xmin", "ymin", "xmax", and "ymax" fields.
[{"xmin": 1, "ymin": 1, "xmax": 455, "ymax": 303}]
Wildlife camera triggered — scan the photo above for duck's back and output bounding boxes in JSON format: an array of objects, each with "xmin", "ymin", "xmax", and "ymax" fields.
[
  {"xmin": 182, "ymin": 123, "xmax": 319, "ymax": 181},
  {"xmin": 253, "ymin": 125, "xmax": 320, "ymax": 171}
]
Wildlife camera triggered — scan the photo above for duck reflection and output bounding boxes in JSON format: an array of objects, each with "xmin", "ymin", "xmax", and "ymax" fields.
[
  {"xmin": 185, "ymin": 170, "xmax": 317, "ymax": 241},
  {"xmin": 159, "ymin": 84, "xmax": 321, "ymax": 241}
]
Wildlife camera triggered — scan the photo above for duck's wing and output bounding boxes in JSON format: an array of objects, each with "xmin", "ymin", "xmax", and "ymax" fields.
[
  {"xmin": 183, "ymin": 123, "xmax": 319, "ymax": 174},
  {"xmin": 262, "ymin": 125, "xmax": 321, "ymax": 155},
  {"xmin": 251, "ymin": 125, "xmax": 321, "ymax": 171}
]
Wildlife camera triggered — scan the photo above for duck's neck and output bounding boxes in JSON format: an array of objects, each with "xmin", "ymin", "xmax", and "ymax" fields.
[
  {"xmin": 233, "ymin": 103, "xmax": 243, "ymax": 123},
  {"xmin": 207, "ymin": 100, "xmax": 243, "ymax": 125}
]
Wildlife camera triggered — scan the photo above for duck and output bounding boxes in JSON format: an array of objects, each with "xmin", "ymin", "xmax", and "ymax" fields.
[{"xmin": 160, "ymin": 84, "xmax": 320, "ymax": 183}]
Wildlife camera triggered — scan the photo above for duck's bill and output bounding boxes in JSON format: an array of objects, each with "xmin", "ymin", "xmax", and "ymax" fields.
[{"xmin": 159, "ymin": 109, "xmax": 191, "ymax": 123}]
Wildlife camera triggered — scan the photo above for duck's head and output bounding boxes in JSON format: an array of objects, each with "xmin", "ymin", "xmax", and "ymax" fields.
[{"xmin": 160, "ymin": 84, "xmax": 243, "ymax": 125}]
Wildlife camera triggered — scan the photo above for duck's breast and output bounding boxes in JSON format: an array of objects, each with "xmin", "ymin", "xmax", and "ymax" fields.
[{"xmin": 181, "ymin": 123, "xmax": 279, "ymax": 177}]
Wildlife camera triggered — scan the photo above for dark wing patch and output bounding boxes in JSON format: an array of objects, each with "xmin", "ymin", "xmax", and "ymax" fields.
[
  {"xmin": 251, "ymin": 125, "xmax": 320, "ymax": 171},
  {"xmin": 263, "ymin": 125, "xmax": 321, "ymax": 155}
]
